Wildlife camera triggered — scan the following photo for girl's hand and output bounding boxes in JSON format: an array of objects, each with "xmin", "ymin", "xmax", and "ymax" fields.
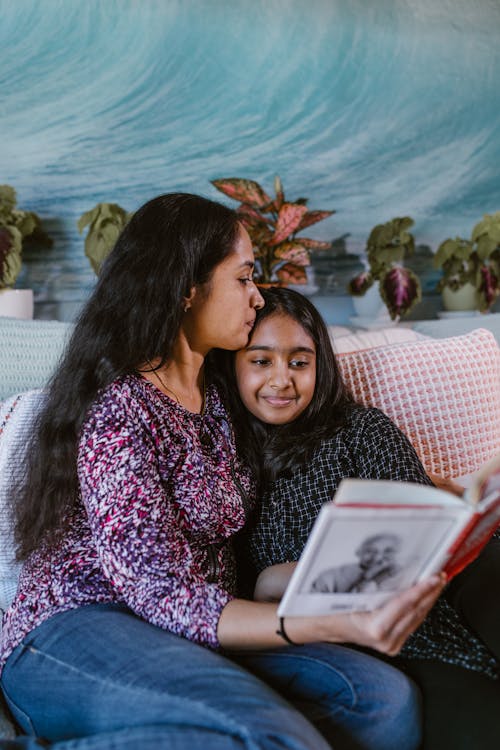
[
  {"xmin": 428, "ymin": 472, "xmax": 465, "ymax": 498},
  {"xmin": 254, "ymin": 562, "xmax": 297, "ymax": 602}
]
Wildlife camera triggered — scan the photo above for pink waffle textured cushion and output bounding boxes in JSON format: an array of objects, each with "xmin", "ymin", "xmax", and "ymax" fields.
[{"xmin": 337, "ymin": 328, "xmax": 500, "ymax": 478}]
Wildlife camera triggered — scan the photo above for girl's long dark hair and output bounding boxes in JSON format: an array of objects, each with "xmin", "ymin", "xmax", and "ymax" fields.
[
  {"xmin": 15, "ymin": 193, "xmax": 239, "ymax": 559},
  {"xmin": 211, "ymin": 286, "xmax": 355, "ymax": 488}
]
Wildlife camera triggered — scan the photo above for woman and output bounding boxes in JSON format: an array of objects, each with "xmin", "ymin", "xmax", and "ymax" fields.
[
  {"xmin": 0, "ymin": 195, "xmax": 443, "ymax": 750},
  {"xmin": 215, "ymin": 285, "xmax": 500, "ymax": 749}
]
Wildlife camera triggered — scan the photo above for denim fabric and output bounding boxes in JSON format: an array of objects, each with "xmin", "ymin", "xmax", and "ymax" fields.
[
  {"xmin": 0, "ymin": 604, "xmax": 330, "ymax": 750},
  {"xmin": 0, "ymin": 604, "xmax": 421, "ymax": 750},
  {"xmin": 235, "ymin": 643, "xmax": 421, "ymax": 750}
]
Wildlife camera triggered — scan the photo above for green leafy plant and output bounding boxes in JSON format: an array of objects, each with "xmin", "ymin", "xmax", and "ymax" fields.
[
  {"xmin": 211, "ymin": 176, "xmax": 334, "ymax": 284},
  {"xmin": 78, "ymin": 202, "xmax": 133, "ymax": 274},
  {"xmin": 347, "ymin": 217, "xmax": 422, "ymax": 320},
  {"xmin": 434, "ymin": 212, "xmax": 500, "ymax": 312},
  {"xmin": 0, "ymin": 185, "xmax": 52, "ymax": 289}
]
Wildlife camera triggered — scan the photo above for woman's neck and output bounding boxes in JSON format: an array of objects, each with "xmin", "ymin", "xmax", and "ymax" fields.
[{"xmin": 141, "ymin": 338, "xmax": 206, "ymax": 413}]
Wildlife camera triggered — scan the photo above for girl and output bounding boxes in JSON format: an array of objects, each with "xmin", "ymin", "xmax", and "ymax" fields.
[
  {"xmin": 0, "ymin": 195, "xmax": 443, "ymax": 750},
  {"xmin": 217, "ymin": 285, "xmax": 500, "ymax": 750}
]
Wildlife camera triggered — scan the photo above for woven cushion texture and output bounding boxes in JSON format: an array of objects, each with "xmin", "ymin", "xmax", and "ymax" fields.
[
  {"xmin": 337, "ymin": 328, "xmax": 500, "ymax": 478},
  {"xmin": 0, "ymin": 316, "xmax": 73, "ymax": 400},
  {"xmin": 0, "ymin": 391, "xmax": 46, "ymax": 618}
]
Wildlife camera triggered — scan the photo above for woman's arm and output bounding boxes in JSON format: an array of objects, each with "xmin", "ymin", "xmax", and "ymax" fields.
[{"xmin": 218, "ymin": 574, "xmax": 446, "ymax": 655}]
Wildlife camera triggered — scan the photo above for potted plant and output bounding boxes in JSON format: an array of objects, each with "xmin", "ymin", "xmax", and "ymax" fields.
[
  {"xmin": 0, "ymin": 185, "xmax": 52, "ymax": 318},
  {"xmin": 211, "ymin": 176, "xmax": 333, "ymax": 285},
  {"xmin": 77, "ymin": 202, "xmax": 133, "ymax": 274},
  {"xmin": 434, "ymin": 212, "xmax": 500, "ymax": 313},
  {"xmin": 347, "ymin": 217, "xmax": 422, "ymax": 321}
]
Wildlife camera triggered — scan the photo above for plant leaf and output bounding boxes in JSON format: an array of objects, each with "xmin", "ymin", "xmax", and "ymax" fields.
[
  {"xmin": 0, "ymin": 185, "xmax": 17, "ymax": 222},
  {"xmin": 347, "ymin": 271, "xmax": 373, "ymax": 296},
  {"xmin": 273, "ymin": 241, "xmax": 310, "ymax": 266},
  {"xmin": 475, "ymin": 234, "xmax": 498, "ymax": 261},
  {"xmin": 236, "ymin": 203, "xmax": 271, "ymax": 228},
  {"xmin": 276, "ymin": 263, "xmax": 308, "ymax": 284},
  {"xmin": 274, "ymin": 175, "xmax": 285, "ymax": 211},
  {"xmin": 270, "ymin": 203, "xmax": 308, "ymax": 245},
  {"xmin": 296, "ymin": 210, "xmax": 335, "ymax": 232},
  {"xmin": 211, "ymin": 178, "xmax": 271, "ymax": 208},
  {"xmin": 433, "ymin": 238, "xmax": 473, "ymax": 268},
  {"xmin": 0, "ymin": 224, "xmax": 23, "ymax": 288},
  {"xmin": 471, "ymin": 212, "xmax": 500, "ymax": 247},
  {"xmin": 379, "ymin": 267, "xmax": 421, "ymax": 319},
  {"xmin": 477, "ymin": 266, "xmax": 500, "ymax": 311},
  {"xmin": 78, "ymin": 203, "xmax": 130, "ymax": 274},
  {"xmin": 299, "ymin": 238, "xmax": 332, "ymax": 250}
]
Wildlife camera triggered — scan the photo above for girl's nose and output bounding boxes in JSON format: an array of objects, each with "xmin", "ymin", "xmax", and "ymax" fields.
[{"xmin": 268, "ymin": 363, "xmax": 291, "ymax": 389}]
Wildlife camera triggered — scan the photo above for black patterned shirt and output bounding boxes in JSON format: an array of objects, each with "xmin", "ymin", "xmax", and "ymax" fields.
[{"xmin": 246, "ymin": 405, "xmax": 499, "ymax": 679}]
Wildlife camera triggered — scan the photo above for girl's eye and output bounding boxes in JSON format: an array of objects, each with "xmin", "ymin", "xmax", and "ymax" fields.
[
  {"xmin": 251, "ymin": 358, "xmax": 270, "ymax": 366},
  {"xmin": 239, "ymin": 277, "xmax": 253, "ymax": 285},
  {"xmin": 290, "ymin": 360, "xmax": 309, "ymax": 368}
]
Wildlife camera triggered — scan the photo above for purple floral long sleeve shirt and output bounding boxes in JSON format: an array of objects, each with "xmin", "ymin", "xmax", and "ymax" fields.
[{"xmin": 0, "ymin": 375, "xmax": 254, "ymax": 672}]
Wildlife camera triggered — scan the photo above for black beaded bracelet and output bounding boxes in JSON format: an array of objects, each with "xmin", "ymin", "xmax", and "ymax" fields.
[{"xmin": 276, "ymin": 616, "xmax": 303, "ymax": 646}]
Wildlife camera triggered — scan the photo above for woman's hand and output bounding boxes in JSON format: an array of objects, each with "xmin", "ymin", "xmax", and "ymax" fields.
[
  {"xmin": 287, "ymin": 574, "xmax": 447, "ymax": 656},
  {"xmin": 341, "ymin": 574, "xmax": 447, "ymax": 655},
  {"xmin": 218, "ymin": 574, "xmax": 446, "ymax": 654}
]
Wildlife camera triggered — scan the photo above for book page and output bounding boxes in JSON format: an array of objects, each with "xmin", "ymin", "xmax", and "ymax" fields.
[
  {"xmin": 333, "ymin": 478, "xmax": 462, "ymax": 508},
  {"xmin": 278, "ymin": 504, "xmax": 468, "ymax": 617}
]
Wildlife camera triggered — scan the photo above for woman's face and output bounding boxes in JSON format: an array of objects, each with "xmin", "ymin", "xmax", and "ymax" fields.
[
  {"xmin": 235, "ymin": 313, "xmax": 317, "ymax": 425},
  {"xmin": 185, "ymin": 225, "xmax": 264, "ymax": 353}
]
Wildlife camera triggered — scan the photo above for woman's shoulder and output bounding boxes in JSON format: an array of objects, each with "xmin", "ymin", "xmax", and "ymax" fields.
[{"xmin": 82, "ymin": 373, "xmax": 172, "ymax": 435}]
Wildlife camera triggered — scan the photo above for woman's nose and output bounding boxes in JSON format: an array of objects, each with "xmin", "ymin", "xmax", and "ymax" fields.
[{"xmin": 252, "ymin": 285, "xmax": 265, "ymax": 309}]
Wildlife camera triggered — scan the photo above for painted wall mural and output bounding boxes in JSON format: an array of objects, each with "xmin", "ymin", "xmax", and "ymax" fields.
[{"xmin": 1, "ymin": 0, "xmax": 500, "ymax": 319}]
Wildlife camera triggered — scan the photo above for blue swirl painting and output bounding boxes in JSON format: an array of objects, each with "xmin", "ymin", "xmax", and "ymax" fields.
[{"xmin": 1, "ymin": 0, "xmax": 499, "ymax": 318}]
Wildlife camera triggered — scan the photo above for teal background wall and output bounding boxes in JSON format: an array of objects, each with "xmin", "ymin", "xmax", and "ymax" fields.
[{"xmin": 1, "ymin": 0, "xmax": 500, "ymax": 320}]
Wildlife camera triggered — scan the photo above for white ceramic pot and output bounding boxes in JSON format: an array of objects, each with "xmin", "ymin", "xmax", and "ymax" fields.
[
  {"xmin": 351, "ymin": 283, "xmax": 390, "ymax": 320},
  {"xmin": 441, "ymin": 282, "xmax": 478, "ymax": 312},
  {"xmin": 0, "ymin": 289, "xmax": 34, "ymax": 319}
]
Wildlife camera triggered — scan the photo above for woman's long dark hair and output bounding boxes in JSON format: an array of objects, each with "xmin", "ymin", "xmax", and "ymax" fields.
[
  {"xmin": 15, "ymin": 193, "xmax": 239, "ymax": 559},
  {"xmin": 211, "ymin": 286, "xmax": 355, "ymax": 488}
]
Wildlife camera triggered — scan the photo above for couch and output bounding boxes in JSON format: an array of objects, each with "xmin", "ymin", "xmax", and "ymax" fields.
[{"xmin": 1, "ymin": 313, "xmax": 499, "ymax": 739}]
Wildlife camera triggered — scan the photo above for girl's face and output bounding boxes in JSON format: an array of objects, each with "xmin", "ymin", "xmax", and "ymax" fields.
[{"xmin": 235, "ymin": 313, "xmax": 317, "ymax": 425}]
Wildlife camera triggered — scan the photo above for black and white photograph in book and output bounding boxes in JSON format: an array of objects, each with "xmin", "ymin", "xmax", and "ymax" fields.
[
  {"xmin": 310, "ymin": 532, "xmax": 404, "ymax": 594},
  {"xmin": 279, "ymin": 507, "xmax": 460, "ymax": 617}
]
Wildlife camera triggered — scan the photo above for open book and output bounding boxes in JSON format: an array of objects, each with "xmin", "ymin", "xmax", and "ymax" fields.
[{"xmin": 278, "ymin": 452, "xmax": 500, "ymax": 617}]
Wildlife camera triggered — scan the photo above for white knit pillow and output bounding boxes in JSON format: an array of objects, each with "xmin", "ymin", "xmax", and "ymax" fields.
[
  {"xmin": 0, "ymin": 390, "xmax": 46, "ymax": 620},
  {"xmin": 337, "ymin": 329, "xmax": 500, "ymax": 478}
]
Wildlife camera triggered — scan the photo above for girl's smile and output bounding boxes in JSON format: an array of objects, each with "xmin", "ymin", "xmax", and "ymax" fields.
[{"xmin": 235, "ymin": 313, "xmax": 317, "ymax": 425}]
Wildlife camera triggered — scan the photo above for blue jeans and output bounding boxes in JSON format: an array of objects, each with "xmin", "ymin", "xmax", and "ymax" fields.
[{"xmin": 0, "ymin": 604, "xmax": 421, "ymax": 750}]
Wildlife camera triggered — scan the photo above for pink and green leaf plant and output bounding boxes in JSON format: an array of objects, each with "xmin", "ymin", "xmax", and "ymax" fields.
[
  {"xmin": 433, "ymin": 211, "xmax": 500, "ymax": 312},
  {"xmin": 211, "ymin": 176, "xmax": 334, "ymax": 284},
  {"xmin": 348, "ymin": 217, "xmax": 421, "ymax": 320}
]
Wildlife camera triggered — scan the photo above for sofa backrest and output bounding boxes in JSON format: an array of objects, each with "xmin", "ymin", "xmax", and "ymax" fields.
[{"xmin": 0, "ymin": 316, "xmax": 74, "ymax": 400}]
